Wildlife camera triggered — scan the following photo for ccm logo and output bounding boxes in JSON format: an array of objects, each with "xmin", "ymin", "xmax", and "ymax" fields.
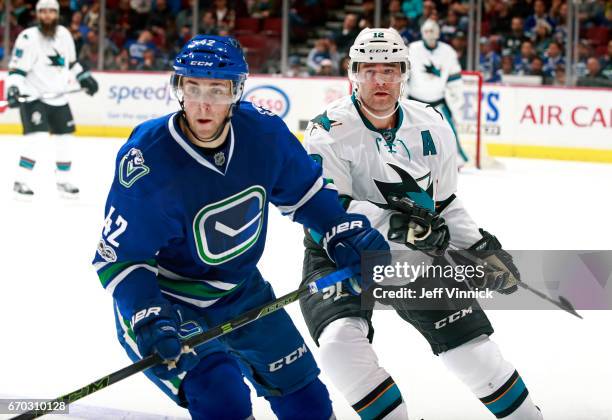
[
  {"xmin": 434, "ymin": 307, "xmax": 473, "ymax": 329},
  {"xmin": 191, "ymin": 61, "xmax": 214, "ymax": 66},
  {"xmin": 131, "ymin": 307, "xmax": 161, "ymax": 327},
  {"xmin": 269, "ymin": 344, "xmax": 308, "ymax": 372},
  {"xmin": 323, "ymin": 220, "xmax": 363, "ymax": 247},
  {"xmin": 367, "ymin": 49, "xmax": 389, "ymax": 53}
]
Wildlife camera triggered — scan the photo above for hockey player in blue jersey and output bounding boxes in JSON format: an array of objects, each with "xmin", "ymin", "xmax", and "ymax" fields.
[{"xmin": 92, "ymin": 35, "xmax": 389, "ymax": 419}]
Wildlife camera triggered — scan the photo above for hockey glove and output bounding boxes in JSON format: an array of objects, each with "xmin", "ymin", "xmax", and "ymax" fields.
[
  {"xmin": 131, "ymin": 300, "xmax": 200, "ymax": 379},
  {"xmin": 387, "ymin": 195, "xmax": 449, "ymax": 256},
  {"xmin": 323, "ymin": 213, "xmax": 390, "ymax": 295},
  {"xmin": 448, "ymin": 229, "xmax": 520, "ymax": 294},
  {"xmin": 7, "ymin": 86, "xmax": 22, "ymax": 108},
  {"xmin": 77, "ymin": 71, "xmax": 99, "ymax": 96}
]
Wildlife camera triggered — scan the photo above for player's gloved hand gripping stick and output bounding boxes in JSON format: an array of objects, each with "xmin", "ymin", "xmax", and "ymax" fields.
[{"xmin": 10, "ymin": 267, "xmax": 357, "ymax": 420}]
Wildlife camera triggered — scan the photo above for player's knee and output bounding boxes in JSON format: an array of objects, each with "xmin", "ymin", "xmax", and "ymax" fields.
[
  {"xmin": 181, "ymin": 352, "xmax": 252, "ymax": 420},
  {"xmin": 267, "ymin": 377, "xmax": 333, "ymax": 420},
  {"xmin": 318, "ymin": 317, "xmax": 369, "ymax": 367},
  {"xmin": 440, "ymin": 334, "xmax": 513, "ymax": 394}
]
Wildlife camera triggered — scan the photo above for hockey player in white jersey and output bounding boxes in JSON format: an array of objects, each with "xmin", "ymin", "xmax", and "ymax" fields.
[
  {"xmin": 300, "ymin": 28, "xmax": 544, "ymax": 420},
  {"xmin": 408, "ymin": 20, "xmax": 469, "ymax": 166},
  {"xmin": 6, "ymin": 0, "xmax": 98, "ymax": 198}
]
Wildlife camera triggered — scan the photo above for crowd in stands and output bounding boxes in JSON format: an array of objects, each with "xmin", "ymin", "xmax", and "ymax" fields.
[{"xmin": 0, "ymin": 0, "xmax": 610, "ymax": 86}]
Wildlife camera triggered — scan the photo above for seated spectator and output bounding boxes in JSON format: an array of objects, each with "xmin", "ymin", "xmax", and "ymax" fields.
[
  {"xmin": 578, "ymin": 57, "xmax": 612, "ymax": 86},
  {"xmin": 175, "ymin": 0, "xmax": 195, "ymax": 30},
  {"xmin": 528, "ymin": 56, "xmax": 548, "ymax": 83},
  {"xmin": 390, "ymin": 13, "xmax": 416, "ymax": 45},
  {"xmin": 543, "ymin": 41, "xmax": 565, "ymax": 78},
  {"xmin": 502, "ymin": 17, "xmax": 528, "ymax": 56},
  {"xmin": 488, "ymin": 0, "xmax": 512, "ymax": 35},
  {"xmin": 306, "ymin": 38, "xmax": 339, "ymax": 75},
  {"xmin": 532, "ymin": 19, "xmax": 553, "ymax": 56},
  {"xmin": 402, "ymin": 0, "xmax": 424, "ymax": 28},
  {"xmin": 524, "ymin": 0, "xmax": 555, "ymax": 36},
  {"xmin": 333, "ymin": 13, "xmax": 360, "ymax": 54},
  {"xmin": 287, "ymin": 55, "xmax": 309, "ymax": 77},
  {"xmin": 248, "ymin": 0, "xmax": 276, "ymax": 19},
  {"xmin": 126, "ymin": 29, "xmax": 157, "ymax": 67},
  {"xmin": 451, "ymin": 30, "xmax": 468, "ymax": 69},
  {"xmin": 419, "ymin": 0, "xmax": 437, "ymax": 27},
  {"xmin": 575, "ymin": 40, "xmax": 593, "ymax": 78},
  {"xmin": 200, "ymin": 10, "xmax": 219, "ymax": 35},
  {"xmin": 600, "ymin": 40, "xmax": 612, "ymax": 79},
  {"xmin": 211, "ymin": 0, "xmax": 236, "ymax": 33},
  {"xmin": 110, "ymin": 48, "xmax": 131, "ymax": 71},
  {"xmin": 136, "ymin": 48, "xmax": 164, "ymax": 71},
  {"xmin": 317, "ymin": 58, "xmax": 336, "ymax": 76},
  {"xmin": 514, "ymin": 40, "xmax": 536, "ymax": 75},
  {"xmin": 497, "ymin": 54, "xmax": 516, "ymax": 79},
  {"xmin": 480, "ymin": 38, "xmax": 502, "ymax": 82},
  {"xmin": 440, "ymin": 9, "xmax": 460, "ymax": 42},
  {"xmin": 552, "ymin": 64, "xmax": 566, "ymax": 86}
]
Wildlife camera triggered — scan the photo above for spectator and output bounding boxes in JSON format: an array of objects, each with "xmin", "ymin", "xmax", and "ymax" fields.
[
  {"xmin": 84, "ymin": 1, "xmax": 100, "ymax": 30},
  {"xmin": 532, "ymin": 19, "xmax": 552, "ymax": 56},
  {"xmin": 332, "ymin": 13, "xmax": 359, "ymax": 54},
  {"xmin": 498, "ymin": 54, "xmax": 516, "ymax": 79},
  {"xmin": 600, "ymin": 40, "xmax": 612, "ymax": 79},
  {"xmin": 440, "ymin": 9, "xmax": 460, "ymax": 42},
  {"xmin": 390, "ymin": 13, "xmax": 416, "ymax": 45},
  {"xmin": 524, "ymin": 0, "xmax": 555, "ymax": 36},
  {"xmin": 211, "ymin": 0, "xmax": 236, "ymax": 33},
  {"xmin": 514, "ymin": 40, "xmax": 536, "ymax": 75},
  {"xmin": 199, "ymin": 10, "xmax": 219, "ymax": 35},
  {"xmin": 419, "ymin": 0, "xmax": 437, "ymax": 27},
  {"xmin": 79, "ymin": 30, "xmax": 117, "ymax": 70},
  {"xmin": 136, "ymin": 48, "xmax": 163, "ymax": 71},
  {"xmin": 543, "ymin": 41, "xmax": 565, "ymax": 77},
  {"xmin": 147, "ymin": 0, "xmax": 173, "ymax": 27},
  {"xmin": 248, "ymin": 0, "xmax": 276, "ymax": 19},
  {"xmin": 577, "ymin": 57, "xmax": 612, "ymax": 86},
  {"xmin": 316, "ymin": 58, "xmax": 335, "ymax": 76},
  {"xmin": 574, "ymin": 40, "xmax": 592, "ymax": 78},
  {"xmin": 110, "ymin": 48, "xmax": 131, "ymax": 71},
  {"xmin": 127, "ymin": 29, "xmax": 157, "ymax": 67},
  {"xmin": 528, "ymin": 56, "xmax": 547, "ymax": 82},
  {"xmin": 552, "ymin": 64, "xmax": 566, "ymax": 86},
  {"xmin": 489, "ymin": 0, "xmax": 512, "ymax": 35},
  {"xmin": 480, "ymin": 38, "xmax": 502, "ymax": 82},
  {"xmin": 502, "ymin": 17, "xmax": 528, "ymax": 56},
  {"xmin": 306, "ymin": 38, "xmax": 339, "ymax": 75},
  {"xmin": 339, "ymin": 55, "xmax": 351, "ymax": 77},
  {"xmin": 451, "ymin": 30, "xmax": 468, "ymax": 69},
  {"xmin": 175, "ymin": 0, "xmax": 195, "ymax": 31},
  {"xmin": 402, "ymin": 0, "xmax": 423, "ymax": 27},
  {"xmin": 287, "ymin": 55, "xmax": 309, "ymax": 77}
]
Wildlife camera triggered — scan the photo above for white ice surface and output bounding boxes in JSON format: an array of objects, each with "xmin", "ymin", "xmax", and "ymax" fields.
[{"xmin": 0, "ymin": 136, "xmax": 611, "ymax": 420}]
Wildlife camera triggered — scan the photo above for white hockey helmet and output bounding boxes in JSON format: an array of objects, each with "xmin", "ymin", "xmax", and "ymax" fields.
[
  {"xmin": 421, "ymin": 19, "xmax": 440, "ymax": 48},
  {"xmin": 36, "ymin": 0, "xmax": 60, "ymax": 11}
]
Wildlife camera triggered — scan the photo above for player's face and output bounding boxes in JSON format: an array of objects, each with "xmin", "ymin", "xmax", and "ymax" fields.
[
  {"xmin": 37, "ymin": 8, "xmax": 59, "ymax": 25},
  {"xmin": 181, "ymin": 77, "xmax": 233, "ymax": 139},
  {"xmin": 356, "ymin": 63, "xmax": 403, "ymax": 112}
]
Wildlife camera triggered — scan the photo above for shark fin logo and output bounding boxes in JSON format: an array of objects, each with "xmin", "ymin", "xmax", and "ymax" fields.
[
  {"xmin": 373, "ymin": 163, "xmax": 434, "ymax": 211},
  {"xmin": 309, "ymin": 110, "xmax": 341, "ymax": 134},
  {"xmin": 119, "ymin": 148, "xmax": 150, "ymax": 188}
]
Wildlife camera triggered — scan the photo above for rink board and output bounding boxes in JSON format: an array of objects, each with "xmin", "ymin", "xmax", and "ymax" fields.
[{"xmin": 0, "ymin": 71, "xmax": 610, "ymax": 163}]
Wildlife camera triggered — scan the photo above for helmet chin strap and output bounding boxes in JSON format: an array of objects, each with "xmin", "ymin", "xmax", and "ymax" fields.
[{"xmin": 356, "ymin": 90, "xmax": 402, "ymax": 120}]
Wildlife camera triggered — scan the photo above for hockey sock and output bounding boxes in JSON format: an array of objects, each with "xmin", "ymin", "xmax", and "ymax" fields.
[
  {"xmin": 318, "ymin": 317, "xmax": 408, "ymax": 420},
  {"xmin": 54, "ymin": 134, "xmax": 75, "ymax": 183},
  {"xmin": 15, "ymin": 132, "xmax": 46, "ymax": 185},
  {"xmin": 440, "ymin": 335, "xmax": 543, "ymax": 419},
  {"xmin": 181, "ymin": 352, "xmax": 252, "ymax": 420},
  {"xmin": 267, "ymin": 377, "xmax": 333, "ymax": 420}
]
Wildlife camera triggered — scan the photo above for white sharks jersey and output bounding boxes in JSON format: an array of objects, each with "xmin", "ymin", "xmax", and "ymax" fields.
[
  {"xmin": 304, "ymin": 95, "xmax": 482, "ymax": 251},
  {"xmin": 407, "ymin": 40, "xmax": 462, "ymax": 104},
  {"xmin": 7, "ymin": 25, "xmax": 81, "ymax": 106}
]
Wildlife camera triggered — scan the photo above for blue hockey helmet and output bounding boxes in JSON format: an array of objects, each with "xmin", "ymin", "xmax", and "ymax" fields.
[{"xmin": 172, "ymin": 35, "xmax": 249, "ymax": 105}]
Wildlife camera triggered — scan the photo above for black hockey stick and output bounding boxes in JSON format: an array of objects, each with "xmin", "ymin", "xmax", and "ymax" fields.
[
  {"xmin": 11, "ymin": 267, "xmax": 356, "ymax": 420},
  {"xmin": 454, "ymin": 252, "xmax": 582, "ymax": 319}
]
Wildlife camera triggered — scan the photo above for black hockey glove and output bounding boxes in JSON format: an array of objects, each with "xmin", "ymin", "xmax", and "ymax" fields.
[
  {"xmin": 77, "ymin": 71, "xmax": 99, "ymax": 96},
  {"xmin": 7, "ymin": 86, "xmax": 22, "ymax": 108},
  {"xmin": 386, "ymin": 195, "xmax": 449, "ymax": 257},
  {"xmin": 448, "ymin": 229, "xmax": 520, "ymax": 294}
]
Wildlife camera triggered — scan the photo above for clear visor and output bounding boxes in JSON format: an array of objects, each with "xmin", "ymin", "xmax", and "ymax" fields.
[
  {"xmin": 352, "ymin": 65, "xmax": 406, "ymax": 83},
  {"xmin": 177, "ymin": 81, "xmax": 237, "ymax": 105}
]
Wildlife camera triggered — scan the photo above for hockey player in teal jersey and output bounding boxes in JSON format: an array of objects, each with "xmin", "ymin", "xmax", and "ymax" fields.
[{"xmin": 92, "ymin": 35, "xmax": 389, "ymax": 419}]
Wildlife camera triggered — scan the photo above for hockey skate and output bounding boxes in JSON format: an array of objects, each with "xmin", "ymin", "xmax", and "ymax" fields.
[
  {"xmin": 13, "ymin": 181, "xmax": 34, "ymax": 201},
  {"xmin": 57, "ymin": 182, "xmax": 80, "ymax": 199}
]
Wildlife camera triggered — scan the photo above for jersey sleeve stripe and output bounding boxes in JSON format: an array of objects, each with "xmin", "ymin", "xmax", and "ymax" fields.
[
  {"xmin": 8, "ymin": 69, "xmax": 27, "ymax": 77},
  {"xmin": 99, "ymin": 262, "xmax": 158, "ymax": 295},
  {"xmin": 276, "ymin": 177, "xmax": 324, "ymax": 219},
  {"xmin": 447, "ymin": 73, "xmax": 462, "ymax": 82}
]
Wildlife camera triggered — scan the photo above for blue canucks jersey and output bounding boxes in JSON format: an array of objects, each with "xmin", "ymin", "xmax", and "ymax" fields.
[{"xmin": 93, "ymin": 102, "xmax": 343, "ymax": 317}]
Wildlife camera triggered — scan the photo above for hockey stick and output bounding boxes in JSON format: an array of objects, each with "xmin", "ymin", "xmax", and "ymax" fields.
[
  {"xmin": 10, "ymin": 266, "xmax": 356, "ymax": 420},
  {"xmin": 454, "ymin": 252, "xmax": 583, "ymax": 319},
  {"xmin": 0, "ymin": 88, "xmax": 85, "ymax": 106}
]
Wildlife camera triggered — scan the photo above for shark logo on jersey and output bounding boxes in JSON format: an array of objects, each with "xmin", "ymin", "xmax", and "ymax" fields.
[
  {"xmin": 193, "ymin": 185, "xmax": 266, "ymax": 265},
  {"xmin": 373, "ymin": 163, "xmax": 434, "ymax": 211},
  {"xmin": 424, "ymin": 62, "xmax": 441, "ymax": 77},
  {"xmin": 119, "ymin": 148, "xmax": 150, "ymax": 188},
  {"xmin": 48, "ymin": 49, "xmax": 65, "ymax": 67},
  {"xmin": 308, "ymin": 110, "xmax": 341, "ymax": 135}
]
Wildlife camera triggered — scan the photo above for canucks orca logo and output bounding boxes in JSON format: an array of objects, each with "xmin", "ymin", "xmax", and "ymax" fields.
[
  {"xmin": 424, "ymin": 62, "xmax": 441, "ymax": 77},
  {"xmin": 373, "ymin": 163, "xmax": 434, "ymax": 211},
  {"xmin": 119, "ymin": 148, "xmax": 150, "ymax": 188},
  {"xmin": 193, "ymin": 186, "xmax": 266, "ymax": 265},
  {"xmin": 309, "ymin": 110, "xmax": 341, "ymax": 135}
]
